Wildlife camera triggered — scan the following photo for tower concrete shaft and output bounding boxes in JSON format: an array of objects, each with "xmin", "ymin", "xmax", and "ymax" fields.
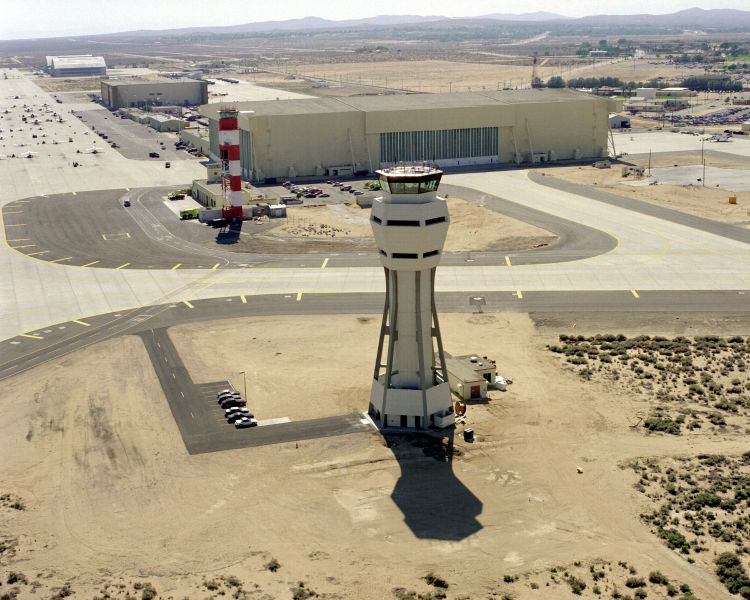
[
  {"xmin": 218, "ymin": 108, "xmax": 242, "ymax": 219},
  {"xmin": 369, "ymin": 165, "xmax": 454, "ymax": 430}
]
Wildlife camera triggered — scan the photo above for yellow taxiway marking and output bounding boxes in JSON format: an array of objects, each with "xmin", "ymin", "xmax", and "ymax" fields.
[
  {"xmin": 240, "ymin": 295, "xmax": 247, "ymax": 303},
  {"xmin": 72, "ymin": 319, "xmax": 90, "ymax": 327},
  {"xmin": 5, "ymin": 223, "xmax": 26, "ymax": 226},
  {"xmin": 321, "ymin": 258, "xmax": 328, "ymax": 269},
  {"xmin": 180, "ymin": 391, "xmax": 184, "ymax": 398},
  {"xmin": 183, "ymin": 300, "xmax": 194, "ymax": 309},
  {"xmin": 212, "ymin": 263, "xmax": 220, "ymax": 270},
  {"xmin": 12, "ymin": 244, "xmax": 35, "ymax": 249},
  {"xmin": 296, "ymin": 292, "xmax": 303, "ymax": 301},
  {"xmin": 190, "ymin": 412, "xmax": 195, "ymax": 419},
  {"xmin": 505, "ymin": 255, "xmax": 512, "ymax": 267},
  {"xmin": 20, "ymin": 333, "xmax": 43, "ymax": 340},
  {"xmin": 27, "ymin": 250, "xmax": 48, "ymax": 256},
  {"xmin": 3, "ymin": 211, "xmax": 23, "ymax": 214},
  {"xmin": 7, "ymin": 239, "xmax": 30, "ymax": 242},
  {"xmin": 40, "ymin": 194, "xmax": 48, "ymax": 198},
  {"xmin": 71, "ymin": 192, "xmax": 76, "ymax": 196},
  {"xmin": 81, "ymin": 260, "xmax": 99, "ymax": 267},
  {"xmin": 115, "ymin": 262, "xmax": 130, "ymax": 270},
  {"xmin": 631, "ymin": 289, "xmax": 640, "ymax": 298},
  {"xmin": 171, "ymin": 263, "xmax": 181, "ymax": 270},
  {"xmin": 516, "ymin": 290, "xmax": 523, "ymax": 299},
  {"xmin": 50, "ymin": 256, "xmax": 72, "ymax": 263},
  {"xmin": 125, "ymin": 188, "xmax": 130, "ymax": 191}
]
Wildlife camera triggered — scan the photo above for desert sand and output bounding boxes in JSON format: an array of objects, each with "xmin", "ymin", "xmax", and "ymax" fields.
[{"xmin": 1, "ymin": 313, "xmax": 745, "ymax": 600}]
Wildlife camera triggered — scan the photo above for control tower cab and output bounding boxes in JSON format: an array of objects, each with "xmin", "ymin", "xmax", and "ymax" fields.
[{"xmin": 369, "ymin": 164, "xmax": 455, "ymax": 430}]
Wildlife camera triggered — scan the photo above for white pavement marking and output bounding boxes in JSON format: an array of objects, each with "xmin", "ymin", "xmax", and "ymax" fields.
[{"xmin": 257, "ymin": 417, "xmax": 291, "ymax": 426}]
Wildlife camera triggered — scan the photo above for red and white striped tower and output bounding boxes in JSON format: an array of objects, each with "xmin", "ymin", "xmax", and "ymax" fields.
[{"xmin": 218, "ymin": 108, "xmax": 243, "ymax": 220}]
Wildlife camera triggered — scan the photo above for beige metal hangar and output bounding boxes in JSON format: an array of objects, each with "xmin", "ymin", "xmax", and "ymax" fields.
[
  {"xmin": 101, "ymin": 79, "xmax": 209, "ymax": 109},
  {"xmin": 201, "ymin": 89, "xmax": 620, "ymax": 182}
]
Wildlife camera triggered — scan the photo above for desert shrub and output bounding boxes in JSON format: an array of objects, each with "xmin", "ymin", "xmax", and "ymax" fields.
[
  {"xmin": 708, "ymin": 412, "xmax": 726, "ymax": 426},
  {"xmin": 204, "ymin": 580, "xmax": 220, "ymax": 591},
  {"xmin": 424, "ymin": 573, "xmax": 448, "ymax": 588},
  {"xmin": 51, "ymin": 585, "xmax": 73, "ymax": 600},
  {"xmin": 644, "ymin": 417, "xmax": 680, "ymax": 435},
  {"xmin": 566, "ymin": 576, "xmax": 586, "ymax": 595},
  {"xmin": 715, "ymin": 552, "xmax": 750, "ymax": 597},
  {"xmin": 292, "ymin": 581, "xmax": 316, "ymax": 600},
  {"xmin": 141, "ymin": 583, "xmax": 157, "ymax": 600},
  {"xmin": 649, "ymin": 571, "xmax": 669, "ymax": 585},
  {"xmin": 625, "ymin": 577, "xmax": 645, "ymax": 588},
  {"xmin": 634, "ymin": 589, "xmax": 647, "ymax": 599},
  {"xmin": 503, "ymin": 574, "xmax": 518, "ymax": 583},
  {"xmin": 265, "ymin": 558, "xmax": 280, "ymax": 572}
]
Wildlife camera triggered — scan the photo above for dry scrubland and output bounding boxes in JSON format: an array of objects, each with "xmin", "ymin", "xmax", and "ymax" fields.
[{"xmin": 2, "ymin": 315, "xmax": 750, "ymax": 599}]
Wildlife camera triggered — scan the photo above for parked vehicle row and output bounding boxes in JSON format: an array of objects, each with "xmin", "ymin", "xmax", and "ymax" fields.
[{"xmin": 217, "ymin": 389, "xmax": 258, "ymax": 428}]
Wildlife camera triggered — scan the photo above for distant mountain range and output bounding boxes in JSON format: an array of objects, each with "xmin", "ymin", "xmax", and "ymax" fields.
[
  {"xmin": 8, "ymin": 8, "xmax": 750, "ymax": 41},
  {"xmin": 109, "ymin": 8, "xmax": 750, "ymax": 38}
]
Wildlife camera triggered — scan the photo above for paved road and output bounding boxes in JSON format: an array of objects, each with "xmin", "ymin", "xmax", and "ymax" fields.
[
  {"xmin": 4, "ymin": 289, "xmax": 750, "ymax": 382},
  {"xmin": 528, "ymin": 171, "xmax": 750, "ymax": 245},
  {"xmin": 2, "ymin": 183, "xmax": 618, "ymax": 270}
]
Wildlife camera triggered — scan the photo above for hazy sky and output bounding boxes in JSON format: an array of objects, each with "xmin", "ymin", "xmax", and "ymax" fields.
[{"xmin": 1, "ymin": 0, "xmax": 748, "ymax": 40}]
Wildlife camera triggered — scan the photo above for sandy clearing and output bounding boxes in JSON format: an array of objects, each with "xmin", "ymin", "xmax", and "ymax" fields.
[{"xmin": 272, "ymin": 196, "xmax": 557, "ymax": 252}]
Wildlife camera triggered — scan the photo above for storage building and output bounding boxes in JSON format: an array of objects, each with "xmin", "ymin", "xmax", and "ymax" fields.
[
  {"xmin": 101, "ymin": 79, "xmax": 209, "ymax": 109},
  {"xmin": 445, "ymin": 354, "xmax": 497, "ymax": 401}
]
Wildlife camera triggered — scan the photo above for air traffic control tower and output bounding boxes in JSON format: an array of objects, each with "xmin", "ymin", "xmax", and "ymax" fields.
[{"xmin": 369, "ymin": 164, "xmax": 455, "ymax": 430}]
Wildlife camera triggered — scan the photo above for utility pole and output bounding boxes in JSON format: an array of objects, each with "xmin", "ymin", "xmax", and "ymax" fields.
[
  {"xmin": 701, "ymin": 138, "xmax": 705, "ymax": 187},
  {"xmin": 240, "ymin": 370, "xmax": 247, "ymax": 399}
]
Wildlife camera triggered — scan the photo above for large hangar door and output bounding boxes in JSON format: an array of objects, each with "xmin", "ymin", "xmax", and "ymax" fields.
[{"xmin": 379, "ymin": 127, "xmax": 498, "ymax": 167}]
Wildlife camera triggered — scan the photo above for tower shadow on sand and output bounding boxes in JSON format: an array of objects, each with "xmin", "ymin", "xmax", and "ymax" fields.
[{"xmin": 385, "ymin": 429, "xmax": 482, "ymax": 541}]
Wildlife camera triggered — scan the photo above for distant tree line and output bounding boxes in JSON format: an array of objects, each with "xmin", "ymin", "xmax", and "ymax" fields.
[{"xmin": 542, "ymin": 75, "xmax": 742, "ymax": 93}]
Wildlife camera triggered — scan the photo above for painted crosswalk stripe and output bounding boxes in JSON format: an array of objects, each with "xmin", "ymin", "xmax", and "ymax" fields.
[
  {"xmin": 20, "ymin": 333, "xmax": 43, "ymax": 340},
  {"xmin": 631, "ymin": 289, "xmax": 640, "ymax": 298},
  {"xmin": 50, "ymin": 256, "xmax": 72, "ymax": 263},
  {"xmin": 171, "ymin": 263, "xmax": 181, "ymax": 270},
  {"xmin": 5, "ymin": 223, "xmax": 26, "ymax": 226},
  {"xmin": 4, "ymin": 211, "xmax": 23, "ymax": 214},
  {"xmin": 505, "ymin": 255, "xmax": 512, "ymax": 267},
  {"xmin": 296, "ymin": 292, "xmax": 303, "ymax": 301},
  {"xmin": 27, "ymin": 251, "xmax": 48, "ymax": 256},
  {"xmin": 116, "ymin": 262, "xmax": 130, "ymax": 269},
  {"xmin": 212, "ymin": 263, "xmax": 220, "ymax": 270},
  {"xmin": 516, "ymin": 290, "xmax": 523, "ymax": 299},
  {"xmin": 240, "ymin": 295, "xmax": 247, "ymax": 303},
  {"xmin": 183, "ymin": 300, "xmax": 194, "ymax": 308},
  {"xmin": 13, "ymin": 244, "xmax": 35, "ymax": 249},
  {"xmin": 321, "ymin": 258, "xmax": 328, "ymax": 269},
  {"xmin": 6, "ymin": 239, "xmax": 30, "ymax": 242},
  {"xmin": 71, "ymin": 191, "xmax": 76, "ymax": 196},
  {"xmin": 72, "ymin": 319, "xmax": 90, "ymax": 327},
  {"xmin": 81, "ymin": 260, "xmax": 99, "ymax": 267}
]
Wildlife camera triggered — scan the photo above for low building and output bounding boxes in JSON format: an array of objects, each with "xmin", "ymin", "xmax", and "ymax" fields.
[
  {"xmin": 148, "ymin": 114, "xmax": 186, "ymax": 132},
  {"xmin": 609, "ymin": 114, "xmax": 631, "ymax": 129},
  {"xmin": 589, "ymin": 50, "xmax": 608, "ymax": 58},
  {"xmin": 445, "ymin": 354, "xmax": 497, "ymax": 401},
  {"xmin": 191, "ymin": 180, "xmax": 254, "ymax": 208},
  {"xmin": 101, "ymin": 79, "xmax": 209, "ymax": 109},
  {"xmin": 179, "ymin": 128, "xmax": 211, "ymax": 155},
  {"xmin": 743, "ymin": 121, "xmax": 750, "ymax": 132},
  {"xmin": 47, "ymin": 55, "xmax": 106, "ymax": 77},
  {"xmin": 733, "ymin": 92, "xmax": 750, "ymax": 106},
  {"xmin": 659, "ymin": 87, "xmax": 697, "ymax": 97},
  {"xmin": 636, "ymin": 87, "xmax": 657, "ymax": 100}
]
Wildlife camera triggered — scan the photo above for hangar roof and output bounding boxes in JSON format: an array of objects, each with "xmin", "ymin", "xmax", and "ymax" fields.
[
  {"xmin": 202, "ymin": 89, "xmax": 599, "ymax": 120},
  {"xmin": 103, "ymin": 79, "xmax": 202, "ymax": 87}
]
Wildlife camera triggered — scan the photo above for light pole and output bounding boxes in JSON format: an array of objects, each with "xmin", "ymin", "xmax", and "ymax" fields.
[{"xmin": 239, "ymin": 370, "xmax": 247, "ymax": 399}]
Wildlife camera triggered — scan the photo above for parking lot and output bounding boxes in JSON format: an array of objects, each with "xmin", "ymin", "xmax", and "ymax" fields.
[{"xmin": 72, "ymin": 108, "xmax": 191, "ymax": 161}]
